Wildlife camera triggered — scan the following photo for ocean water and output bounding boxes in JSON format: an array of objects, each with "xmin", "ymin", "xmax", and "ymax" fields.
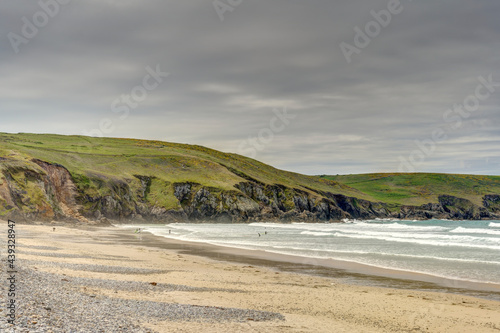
[{"xmin": 120, "ymin": 219, "xmax": 500, "ymax": 285}]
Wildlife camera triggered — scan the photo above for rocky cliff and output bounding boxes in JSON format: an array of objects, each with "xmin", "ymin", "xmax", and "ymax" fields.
[
  {"xmin": 0, "ymin": 158, "xmax": 88, "ymax": 222},
  {"xmin": 1, "ymin": 158, "xmax": 498, "ymax": 224}
]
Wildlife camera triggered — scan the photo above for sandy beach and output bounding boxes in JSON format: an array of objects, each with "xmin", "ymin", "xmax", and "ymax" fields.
[{"xmin": 2, "ymin": 223, "xmax": 500, "ymax": 333}]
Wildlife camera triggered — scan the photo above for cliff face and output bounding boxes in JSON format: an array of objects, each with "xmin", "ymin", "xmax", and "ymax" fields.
[
  {"xmin": 0, "ymin": 158, "xmax": 498, "ymax": 223},
  {"xmin": 0, "ymin": 159, "xmax": 87, "ymax": 222}
]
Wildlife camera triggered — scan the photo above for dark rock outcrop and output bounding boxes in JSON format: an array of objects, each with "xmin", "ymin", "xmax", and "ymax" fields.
[
  {"xmin": 483, "ymin": 194, "xmax": 500, "ymax": 213},
  {"xmin": 395, "ymin": 195, "xmax": 495, "ymax": 220}
]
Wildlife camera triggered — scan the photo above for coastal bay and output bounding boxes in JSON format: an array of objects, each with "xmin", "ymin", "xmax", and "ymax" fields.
[{"xmin": 2, "ymin": 223, "xmax": 500, "ymax": 332}]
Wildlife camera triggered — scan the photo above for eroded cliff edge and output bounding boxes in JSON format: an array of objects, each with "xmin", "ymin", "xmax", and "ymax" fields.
[{"xmin": 1, "ymin": 158, "xmax": 498, "ymax": 224}]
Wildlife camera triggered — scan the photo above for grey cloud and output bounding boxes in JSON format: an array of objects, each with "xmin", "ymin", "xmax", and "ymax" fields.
[{"xmin": 0, "ymin": 0, "xmax": 499, "ymax": 175}]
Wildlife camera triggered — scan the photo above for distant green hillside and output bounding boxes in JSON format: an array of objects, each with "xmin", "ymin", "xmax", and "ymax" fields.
[{"xmin": 322, "ymin": 173, "xmax": 500, "ymax": 206}]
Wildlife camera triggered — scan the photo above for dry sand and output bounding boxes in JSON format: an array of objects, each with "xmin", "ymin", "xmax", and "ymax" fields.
[{"xmin": 6, "ymin": 224, "xmax": 500, "ymax": 332}]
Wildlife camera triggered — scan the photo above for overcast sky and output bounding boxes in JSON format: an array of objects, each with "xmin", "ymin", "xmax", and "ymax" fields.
[{"xmin": 1, "ymin": 0, "xmax": 499, "ymax": 175}]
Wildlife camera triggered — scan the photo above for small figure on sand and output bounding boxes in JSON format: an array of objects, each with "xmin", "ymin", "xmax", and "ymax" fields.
[
  {"xmin": 135, "ymin": 228, "xmax": 142, "ymax": 234},
  {"xmin": 169, "ymin": 229, "xmax": 171, "ymax": 234},
  {"xmin": 53, "ymin": 227, "xmax": 56, "ymax": 232},
  {"xmin": 258, "ymin": 233, "xmax": 261, "ymax": 237}
]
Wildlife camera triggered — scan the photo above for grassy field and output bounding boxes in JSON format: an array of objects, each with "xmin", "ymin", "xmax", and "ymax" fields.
[
  {"xmin": 322, "ymin": 173, "xmax": 500, "ymax": 206},
  {"xmin": 0, "ymin": 133, "xmax": 370, "ymax": 211},
  {"xmin": 1, "ymin": 133, "xmax": 498, "ymax": 211}
]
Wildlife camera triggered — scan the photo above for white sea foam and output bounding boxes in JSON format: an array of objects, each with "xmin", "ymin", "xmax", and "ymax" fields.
[
  {"xmin": 332, "ymin": 232, "xmax": 500, "ymax": 250},
  {"xmin": 489, "ymin": 222, "xmax": 500, "ymax": 228},
  {"xmin": 250, "ymin": 222, "xmax": 448, "ymax": 232},
  {"xmin": 450, "ymin": 227, "xmax": 500, "ymax": 236},
  {"xmin": 300, "ymin": 231, "xmax": 333, "ymax": 236},
  {"xmin": 351, "ymin": 222, "xmax": 448, "ymax": 231}
]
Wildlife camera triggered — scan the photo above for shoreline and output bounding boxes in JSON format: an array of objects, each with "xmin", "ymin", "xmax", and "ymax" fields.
[
  {"xmin": 3, "ymin": 222, "xmax": 500, "ymax": 332},
  {"xmin": 113, "ymin": 224, "xmax": 500, "ymax": 299}
]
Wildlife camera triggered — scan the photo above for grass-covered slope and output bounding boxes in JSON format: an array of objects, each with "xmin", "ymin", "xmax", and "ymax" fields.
[
  {"xmin": 0, "ymin": 133, "xmax": 366, "ymax": 208},
  {"xmin": 323, "ymin": 173, "xmax": 500, "ymax": 206}
]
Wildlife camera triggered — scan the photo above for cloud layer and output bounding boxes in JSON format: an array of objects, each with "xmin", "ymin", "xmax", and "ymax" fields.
[{"xmin": 1, "ymin": 0, "xmax": 499, "ymax": 175}]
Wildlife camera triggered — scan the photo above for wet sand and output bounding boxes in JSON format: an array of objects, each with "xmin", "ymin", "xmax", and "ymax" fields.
[{"xmin": 6, "ymin": 223, "xmax": 500, "ymax": 332}]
